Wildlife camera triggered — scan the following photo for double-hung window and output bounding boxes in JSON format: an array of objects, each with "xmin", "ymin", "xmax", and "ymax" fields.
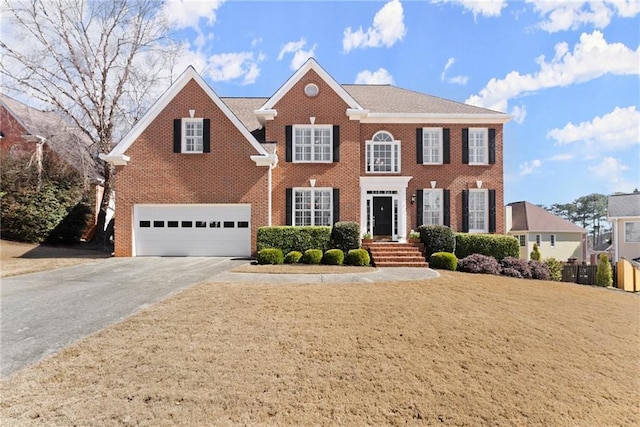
[
  {"xmin": 366, "ymin": 131, "xmax": 400, "ymax": 173},
  {"xmin": 293, "ymin": 125, "xmax": 332, "ymax": 162},
  {"xmin": 468, "ymin": 128, "xmax": 488, "ymax": 165},
  {"xmin": 468, "ymin": 189, "xmax": 488, "ymax": 233},
  {"xmin": 182, "ymin": 118, "xmax": 203, "ymax": 153},
  {"xmin": 422, "ymin": 189, "xmax": 443, "ymax": 225},
  {"xmin": 422, "ymin": 128, "xmax": 443, "ymax": 164},
  {"xmin": 294, "ymin": 188, "xmax": 332, "ymax": 226}
]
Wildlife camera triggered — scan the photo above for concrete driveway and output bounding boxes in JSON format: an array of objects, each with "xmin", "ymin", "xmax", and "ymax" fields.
[{"xmin": 0, "ymin": 256, "xmax": 248, "ymax": 378}]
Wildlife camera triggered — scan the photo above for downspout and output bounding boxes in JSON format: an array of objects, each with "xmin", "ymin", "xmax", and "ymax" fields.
[
  {"xmin": 612, "ymin": 218, "xmax": 619, "ymax": 262},
  {"xmin": 268, "ymin": 162, "xmax": 274, "ymax": 226}
]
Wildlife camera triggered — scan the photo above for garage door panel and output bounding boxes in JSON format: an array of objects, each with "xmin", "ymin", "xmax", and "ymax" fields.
[{"xmin": 134, "ymin": 204, "xmax": 251, "ymax": 257}]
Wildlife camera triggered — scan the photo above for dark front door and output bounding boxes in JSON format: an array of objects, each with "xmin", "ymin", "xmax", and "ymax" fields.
[{"xmin": 373, "ymin": 196, "xmax": 393, "ymax": 237}]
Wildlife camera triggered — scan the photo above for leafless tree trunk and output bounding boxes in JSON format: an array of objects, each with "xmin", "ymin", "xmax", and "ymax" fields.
[{"xmin": 1, "ymin": 0, "xmax": 181, "ymax": 247}]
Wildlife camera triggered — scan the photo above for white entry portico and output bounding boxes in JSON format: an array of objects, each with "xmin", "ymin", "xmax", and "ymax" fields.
[{"xmin": 360, "ymin": 176, "xmax": 413, "ymax": 242}]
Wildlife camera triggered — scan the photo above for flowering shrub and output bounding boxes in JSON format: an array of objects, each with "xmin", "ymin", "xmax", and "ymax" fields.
[
  {"xmin": 529, "ymin": 260, "xmax": 551, "ymax": 280},
  {"xmin": 500, "ymin": 257, "xmax": 532, "ymax": 279},
  {"xmin": 457, "ymin": 254, "xmax": 501, "ymax": 275},
  {"xmin": 501, "ymin": 267, "xmax": 523, "ymax": 279}
]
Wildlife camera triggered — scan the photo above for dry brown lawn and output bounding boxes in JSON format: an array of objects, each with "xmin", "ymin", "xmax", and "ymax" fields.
[
  {"xmin": 0, "ymin": 240, "xmax": 110, "ymax": 277},
  {"xmin": 1, "ymin": 271, "xmax": 638, "ymax": 426}
]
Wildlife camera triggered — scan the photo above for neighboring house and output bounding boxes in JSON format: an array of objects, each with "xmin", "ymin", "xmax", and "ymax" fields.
[
  {"xmin": 607, "ymin": 192, "xmax": 640, "ymax": 263},
  {"xmin": 102, "ymin": 59, "xmax": 510, "ymax": 257},
  {"xmin": 505, "ymin": 201, "xmax": 587, "ymax": 262}
]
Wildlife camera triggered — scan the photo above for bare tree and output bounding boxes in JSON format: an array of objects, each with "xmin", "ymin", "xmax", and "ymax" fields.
[{"xmin": 1, "ymin": 0, "xmax": 181, "ymax": 246}]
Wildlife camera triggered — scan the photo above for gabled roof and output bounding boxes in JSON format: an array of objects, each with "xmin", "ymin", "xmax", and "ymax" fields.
[
  {"xmin": 222, "ymin": 97, "xmax": 267, "ymax": 132},
  {"xmin": 507, "ymin": 201, "xmax": 586, "ymax": 233},
  {"xmin": 608, "ymin": 192, "xmax": 640, "ymax": 218},
  {"xmin": 105, "ymin": 66, "xmax": 269, "ymax": 164},
  {"xmin": 0, "ymin": 94, "xmax": 100, "ymax": 180}
]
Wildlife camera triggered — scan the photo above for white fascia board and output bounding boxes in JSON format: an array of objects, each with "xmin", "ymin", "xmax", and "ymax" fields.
[
  {"xmin": 109, "ymin": 66, "xmax": 268, "ymax": 158},
  {"xmin": 356, "ymin": 113, "xmax": 512, "ymax": 124},
  {"xmin": 347, "ymin": 108, "xmax": 370, "ymax": 120},
  {"xmin": 99, "ymin": 153, "xmax": 130, "ymax": 166},
  {"xmin": 254, "ymin": 109, "xmax": 277, "ymax": 125},
  {"xmin": 250, "ymin": 153, "xmax": 278, "ymax": 167},
  {"xmin": 257, "ymin": 58, "xmax": 365, "ymax": 112}
]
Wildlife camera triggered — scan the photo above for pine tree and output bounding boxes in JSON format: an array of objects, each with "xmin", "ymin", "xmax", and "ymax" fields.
[{"xmin": 595, "ymin": 253, "xmax": 613, "ymax": 287}]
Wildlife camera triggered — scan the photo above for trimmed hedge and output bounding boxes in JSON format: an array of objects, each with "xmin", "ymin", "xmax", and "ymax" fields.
[
  {"xmin": 418, "ymin": 225, "xmax": 455, "ymax": 258},
  {"xmin": 345, "ymin": 248, "xmax": 370, "ymax": 266},
  {"xmin": 257, "ymin": 226, "xmax": 332, "ymax": 254},
  {"xmin": 301, "ymin": 249, "xmax": 323, "ymax": 265},
  {"xmin": 455, "ymin": 233, "xmax": 519, "ymax": 261},
  {"xmin": 331, "ymin": 221, "xmax": 361, "ymax": 253},
  {"xmin": 323, "ymin": 249, "xmax": 344, "ymax": 265},
  {"xmin": 429, "ymin": 252, "xmax": 458, "ymax": 271},
  {"xmin": 284, "ymin": 251, "xmax": 303, "ymax": 264},
  {"xmin": 457, "ymin": 254, "xmax": 501, "ymax": 275},
  {"xmin": 257, "ymin": 248, "xmax": 284, "ymax": 265}
]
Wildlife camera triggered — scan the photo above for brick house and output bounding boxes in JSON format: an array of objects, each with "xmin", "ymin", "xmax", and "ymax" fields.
[{"xmin": 102, "ymin": 59, "xmax": 510, "ymax": 257}]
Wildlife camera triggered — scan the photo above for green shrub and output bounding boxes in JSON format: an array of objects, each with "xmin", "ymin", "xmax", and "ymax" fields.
[
  {"xmin": 418, "ymin": 225, "xmax": 455, "ymax": 258},
  {"xmin": 284, "ymin": 251, "xmax": 303, "ymax": 264},
  {"xmin": 257, "ymin": 248, "xmax": 284, "ymax": 265},
  {"xmin": 46, "ymin": 200, "xmax": 93, "ymax": 245},
  {"xmin": 530, "ymin": 243, "xmax": 541, "ymax": 261},
  {"xmin": 596, "ymin": 253, "xmax": 613, "ymax": 287},
  {"xmin": 257, "ymin": 226, "xmax": 332, "ymax": 254},
  {"xmin": 331, "ymin": 221, "xmax": 360, "ymax": 253},
  {"xmin": 322, "ymin": 249, "xmax": 344, "ymax": 265},
  {"xmin": 457, "ymin": 254, "xmax": 501, "ymax": 275},
  {"xmin": 429, "ymin": 252, "xmax": 458, "ymax": 271},
  {"xmin": 543, "ymin": 257, "xmax": 563, "ymax": 281},
  {"xmin": 345, "ymin": 248, "xmax": 370, "ymax": 266},
  {"xmin": 455, "ymin": 233, "xmax": 519, "ymax": 261},
  {"xmin": 301, "ymin": 249, "xmax": 323, "ymax": 265}
]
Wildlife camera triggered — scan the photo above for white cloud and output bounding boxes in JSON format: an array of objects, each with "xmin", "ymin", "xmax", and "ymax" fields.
[
  {"xmin": 466, "ymin": 31, "xmax": 640, "ymax": 113},
  {"xmin": 343, "ymin": 0, "xmax": 406, "ymax": 53},
  {"xmin": 547, "ymin": 153, "xmax": 574, "ymax": 161},
  {"xmin": 163, "ymin": 0, "xmax": 225, "ymax": 30},
  {"xmin": 355, "ymin": 68, "xmax": 395, "ymax": 85},
  {"xmin": 527, "ymin": 0, "xmax": 640, "ymax": 33},
  {"xmin": 440, "ymin": 57, "xmax": 469, "ymax": 85},
  {"xmin": 278, "ymin": 38, "xmax": 316, "ymax": 70},
  {"xmin": 432, "ymin": 0, "xmax": 508, "ymax": 18},
  {"xmin": 588, "ymin": 156, "xmax": 631, "ymax": 188},
  {"xmin": 510, "ymin": 105, "xmax": 527, "ymax": 124},
  {"xmin": 206, "ymin": 51, "xmax": 265, "ymax": 85},
  {"xmin": 519, "ymin": 159, "xmax": 542, "ymax": 176},
  {"xmin": 548, "ymin": 106, "xmax": 640, "ymax": 150}
]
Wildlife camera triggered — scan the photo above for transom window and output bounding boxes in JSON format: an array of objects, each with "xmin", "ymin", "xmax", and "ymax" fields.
[
  {"xmin": 182, "ymin": 118, "xmax": 203, "ymax": 153},
  {"xmin": 294, "ymin": 188, "xmax": 332, "ymax": 226},
  {"xmin": 422, "ymin": 189, "xmax": 443, "ymax": 225},
  {"xmin": 366, "ymin": 131, "xmax": 400, "ymax": 173},
  {"xmin": 468, "ymin": 128, "xmax": 488, "ymax": 165},
  {"xmin": 422, "ymin": 128, "xmax": 443, "ymax": 164},
  {"xmin": 293, "ymin": 125, "xmax": 332, "ymax": 162},
  {"xmin": 468, "ymin": 189, "xmax": 488, "ymax": 233}
]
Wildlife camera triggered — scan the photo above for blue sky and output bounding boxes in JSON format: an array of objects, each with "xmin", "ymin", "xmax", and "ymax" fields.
[{"xmin": 162, "ymin": 0, "xmax": 639, "ymax": 207}]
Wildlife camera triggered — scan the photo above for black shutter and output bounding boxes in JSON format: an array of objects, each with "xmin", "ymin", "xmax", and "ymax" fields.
[
  {"xmin": 173, "ymin": 119, "xmax": 181, "ymax": 153},
  {"xmin": 443, "ymin": 189, "xmax": 450, "ymax": 226},
  {"xmin": 333, "ymin": 188, "xmax": 340, "ymax": 223},
  {"xmin": 443, "ymin": 128, "xmax": 450, "ymax": 164},
  {"xmin": 285, "ymin": 125, "xmax": 293, "ymax": 162},
  {"xmin": 488, "ymin": 128, "xmax": 496, "ymax": 164},
  {"xmin": 416, "ymin": 128, "xmax": 423, "ymax": 164},
  {"xmin": 462, "ymin": 190, "xmax": 469, "ymax": 232},
  {"xmin": 462, "ymin": 128, "xmax": 469, "ymax": 164},
  {"xmin": 489, "ymin": 189, "xmax": 496, "ymax": 232},
  {"xmin": 285, "ymin": 188, "xmax": 293, "ymax": 226},
  {"xmin": 333, "ymin": 125, "xmax": 340, "ymax": 162},
  {"xmin": 203, "ymin": 119, "xmax": 211, "ymax": 153},
  {"xmin": 416, "ymin": 189, "xmax": 423, "ymax": 227}
]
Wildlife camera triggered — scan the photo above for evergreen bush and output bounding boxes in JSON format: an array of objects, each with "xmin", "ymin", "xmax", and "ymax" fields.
[
  {"xmin": 428, "ymin": 252, "xmax": 458, "ymax": 271},
  {"xmin": 322, "ymin": 249, "xmax": 344, "ymax": 265},
  {"xmin": 257, "ymin": 248, "xmax": 284, "ymax": 265},
  {"xmin": 543, "ymin": 257, "xmax": 563, "ymax": 281},
  {"xmin": 331, "ymin": 221, "xmax": 360, "ymax": 253},
  {"xmin": 595, "ymin": 253, "xmax": 613, "ymax": 287},
  {"xmin": 301, "ymin": 249, "xmax": 323, "ymax": 265},
  {"xmin": 284, "ymin": 251, "xmax": 303, "ymax": 264},
  {"xmin": 417, "ymin": 225, "xmax": 455, "ymax": 258},
  {"xmin": 257, "ymin": 226, "xmax": 332, "ymax": 254},
  {"xmin": 457, "ymin": 254, "xmax": 501, "ymax": 275},
  {"xmin": 530, "ymin": 243, "xmax": 541, "ymax": 261},
  {"xmin": 345, "ymin": 248, "xmax": 370, "ymax": 266},
  {"xmin": 455, "ymin": 233, "xmax": 519, "ymax": 261}
]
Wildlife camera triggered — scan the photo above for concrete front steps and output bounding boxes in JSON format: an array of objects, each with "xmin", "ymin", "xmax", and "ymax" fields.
[{"xmin": 363, "ymin": 241, "xmax": 429, "ymax": 268}]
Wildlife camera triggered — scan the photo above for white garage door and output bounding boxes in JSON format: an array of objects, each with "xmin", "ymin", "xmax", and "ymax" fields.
[{"xmin": 134, "ymin": 204, "xmax": 251, "ymax": 256}]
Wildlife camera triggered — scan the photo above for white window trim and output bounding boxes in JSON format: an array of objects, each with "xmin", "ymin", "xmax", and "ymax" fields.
[
  {"xmin": 292, "ymin": 187, "xmax": 333, "ymax": 227},
  {"xmin": 422, "ymin": 188, "xmax": 444, "ymax": 226},
  {"xmin": 468, "ymin": 189, "xmax": 488, "ymax": 233},
  {"xmin": 292, "ymin": 125, "xmax": 333, "ymax": 163},
  {"xmin": 182, "ymin": 118, "xmax": 204, "ymax": 153},
  {"xmin": 366, "ymin": 131, "xmax": 401, "ymax": 174},
  {"xmin": 624, "ymin": 221, "xmax": 640, "ymax": 243},
  {"xmin": 422, "ymin": 127, "xmax": 443, "ymax": 165},
  {"xmin": 468, "ymin": 127, "xmax": 488, "ymax": 165}
]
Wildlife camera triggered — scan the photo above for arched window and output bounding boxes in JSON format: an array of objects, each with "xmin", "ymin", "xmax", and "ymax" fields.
[{"xmin": 366, "ymin": 131, "xmax": 400, "ymax": 173}]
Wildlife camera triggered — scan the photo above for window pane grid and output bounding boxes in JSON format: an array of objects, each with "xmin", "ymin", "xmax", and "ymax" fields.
[
  {"xmin": 469, "ymin": 190, "xmax": 487, "ymax": 231},
  {"xmin": 422, "ymin": 190, "xmax": 442, "ymax": 225},
  {"xmin": 423, "ymin": 129, "xmax": 442, "ymax": 164},
  {"xmin": 469, "ymin": 129, "xmax": 487, "ymax": 164},
  {"xmin": 294, "ymin": 189, "xmax": 332, "ymax": 226},
  {"xmin": 294, "ymin": 127, "xmax": 331, "ymax": 162},
  {"xmin": 184, "ymin": 120, "xmax": 203, "ymax": 152},
  {"xmin": 366, "ymin": 138, "xmax": 400, "ymax": 173}
]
